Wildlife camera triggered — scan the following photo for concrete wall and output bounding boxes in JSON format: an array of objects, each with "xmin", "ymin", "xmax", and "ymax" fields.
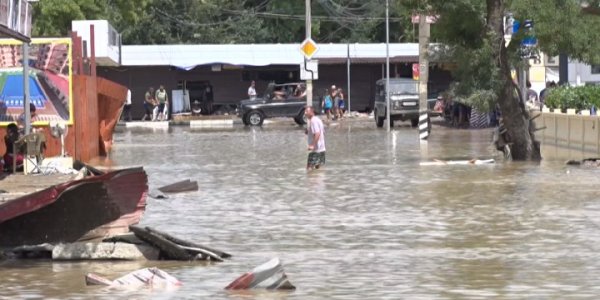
[{"xmin": 539, "ymin": 112, "xmax": 600, "ymax": 160}]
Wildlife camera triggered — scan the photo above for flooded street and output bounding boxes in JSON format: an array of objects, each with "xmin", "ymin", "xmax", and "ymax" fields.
[{"xmin": 3, "ymin": 120, "xmax": 600, "ymax": 299}]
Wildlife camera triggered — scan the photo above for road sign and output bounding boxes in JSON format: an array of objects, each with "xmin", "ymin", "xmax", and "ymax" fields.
[
  {"xmin": 300, "ymin": 60, "xmax": 319, "ymax": 80},
  {"xmin": 300, "ymin": 38, "xmax": 319, "ymax": 59}
]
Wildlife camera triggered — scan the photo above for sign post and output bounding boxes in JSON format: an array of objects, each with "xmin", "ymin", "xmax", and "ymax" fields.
[
  {"xmin": 414, "ymin": 14, "xmax": 432, "ymax": 140},
  {"xmin": 304, "ymin": 0, "xmax": 314, "ymax": 107}
]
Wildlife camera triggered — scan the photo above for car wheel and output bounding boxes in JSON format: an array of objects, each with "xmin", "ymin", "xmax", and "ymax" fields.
[
  {"xmin": 247, "ymin": 110, "xmax": 264, "ymax": 126},
  {"xmin": 411, "ymin": 118, "xmax": 419, "ymax": 127},
  {"xmin": 294, "ymin": 109, "xmax": 306, "ymax": 125},
  {"xmin": 375, "ymin": 109, "xmax": 384, "ymax": 128}
]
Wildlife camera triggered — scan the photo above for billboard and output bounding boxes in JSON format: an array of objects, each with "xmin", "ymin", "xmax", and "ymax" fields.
[{"xmin": 0, "ymin": 38, "xmax": 73, "ymax": 126}]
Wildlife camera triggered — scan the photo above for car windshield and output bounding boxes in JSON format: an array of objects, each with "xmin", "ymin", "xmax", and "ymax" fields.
[{"xmin": 389, "ymin": 81, "xmax": 418, "ymax": 94}]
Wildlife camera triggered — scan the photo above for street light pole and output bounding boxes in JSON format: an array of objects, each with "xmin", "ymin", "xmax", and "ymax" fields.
[
  {"xmin": 385, "ymin": 0, "xmax": 391, "ymax": 132},
  {"xmin": 305, "ymin": 0, "xmax": 313, "ymax": 107}
]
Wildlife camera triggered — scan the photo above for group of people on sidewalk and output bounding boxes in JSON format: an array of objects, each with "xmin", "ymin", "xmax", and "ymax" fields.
[
  {"xmin": 120, "ymin": 85, "xmax": 170, "ymax": 122},
  {"xmin": 321, "ymin": 85, "xmax": 346, "ymax": 121},
  {"xmin": 141, "ymin": 86, "xmax": 170, "ymax": 121}
]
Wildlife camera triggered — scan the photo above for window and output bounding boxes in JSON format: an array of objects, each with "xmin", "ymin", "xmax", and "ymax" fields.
[{"xmin": 592, "ymin": 65, "xmax": 600, "ymax": 74}]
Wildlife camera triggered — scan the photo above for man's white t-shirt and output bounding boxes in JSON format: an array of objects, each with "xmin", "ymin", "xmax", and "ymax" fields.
[
  {"xmin": 308, "ymin": 116, "xmax": 326, "ymax": 152},
  {"xmin": 125, "ymin": 89, "xmax": 132, "ymax": 105},
  {"xmin": 248, "ymin": 86, "xmax": 257, "ymax": 99}
]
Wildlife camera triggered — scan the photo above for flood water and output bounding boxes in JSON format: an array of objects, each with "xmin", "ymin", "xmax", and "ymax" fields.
[{"xmin": 2, "ymin": 119, "xmax": 600, "ymax": 299}]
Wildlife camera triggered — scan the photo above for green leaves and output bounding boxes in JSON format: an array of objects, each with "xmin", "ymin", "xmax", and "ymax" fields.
[{"xmin": 545, "ymin": 85, "xmax": 600, "ymax": 111}]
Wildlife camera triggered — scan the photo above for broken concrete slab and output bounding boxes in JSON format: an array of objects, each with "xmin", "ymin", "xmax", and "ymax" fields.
[
  {"xmin": 52, "ymin": 242, "xmax": 159, "ymax": 260},
  {"xmin": 5, "ymin": 243, "xmax": 55, "ymax": 259}
]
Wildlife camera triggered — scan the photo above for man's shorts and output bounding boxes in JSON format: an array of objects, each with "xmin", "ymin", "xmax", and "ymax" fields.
[{"xmin": 307, "ymin": 151, "xmax": 326, "ymax": 168}]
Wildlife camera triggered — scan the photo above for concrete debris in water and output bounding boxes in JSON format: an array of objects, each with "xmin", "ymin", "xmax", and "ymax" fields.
[
  {"xmin": 225, "ymin": 258, "xmax": 296, "ymax": 290},
  {"xmin": 566, "ymin": 158, "xmax": 600, "ymax": 167}
]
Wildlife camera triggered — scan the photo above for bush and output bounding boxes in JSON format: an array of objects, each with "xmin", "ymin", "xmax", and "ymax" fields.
[{"xmin": 545, "ymin": 85, "xmax": 600, "ymax": 111}]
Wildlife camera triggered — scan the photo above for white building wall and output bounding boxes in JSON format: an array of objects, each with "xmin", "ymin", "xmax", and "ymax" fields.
[
  {"xmin": 71, "ymin": 20, "xmax": 120, "ymax": 66},
  {"xmin": 568, "ymin": 61, "xmax": 600, "ymax": 85}
]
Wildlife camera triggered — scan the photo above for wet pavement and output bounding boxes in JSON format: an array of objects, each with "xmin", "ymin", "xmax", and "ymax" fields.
[{"xmin": 2, "ymin": 119, "xmax": 600, "ymax": 299}]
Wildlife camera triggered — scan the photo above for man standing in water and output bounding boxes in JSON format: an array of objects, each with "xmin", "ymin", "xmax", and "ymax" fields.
[
  {"xmin": 155, "ymin": 85, "xmax": 169, "ymax": 121},
  {"xmin": 305, "ymin": 106, "xmax": 326, "ymax": 170}
]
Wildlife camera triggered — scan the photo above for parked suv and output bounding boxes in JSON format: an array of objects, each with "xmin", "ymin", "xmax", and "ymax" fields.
[
  {"xmin": 238, "ymin": 82, "xmax": 313, "ymax": 126},
  {"xmin": 373, "ymin": 78, "xmax": 420, "ymax": 127}
]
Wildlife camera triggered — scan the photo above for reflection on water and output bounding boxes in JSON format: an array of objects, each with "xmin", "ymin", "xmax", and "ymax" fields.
[{"xmin": 2, "ymin": 122, "xmax": 600, "ymax": 299}]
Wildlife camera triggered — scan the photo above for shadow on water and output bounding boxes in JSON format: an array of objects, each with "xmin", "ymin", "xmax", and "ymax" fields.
[{"xmin": 3, "ymin": 122, "xmax": 600, "ymax": 299}]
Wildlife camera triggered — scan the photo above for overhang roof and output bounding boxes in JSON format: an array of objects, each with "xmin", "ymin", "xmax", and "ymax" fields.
[{"xmin": 121, "ymin": 43, "xmax": 420, "ymax": 69}]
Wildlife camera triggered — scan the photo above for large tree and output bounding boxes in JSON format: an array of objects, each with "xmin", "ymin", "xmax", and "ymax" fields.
[
  {"xmin": 412, "ymin": 0, "xmax": 600, "ymax": 160},
  {"xmin": 31, "ymin": 0, "xmax": 150, "ymax": 37}
]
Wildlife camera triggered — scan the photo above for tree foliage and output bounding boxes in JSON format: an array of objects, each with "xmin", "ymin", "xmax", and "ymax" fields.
[{"xmin": 31, "ymin": 0, "xmax": 416, "ymax": 44}]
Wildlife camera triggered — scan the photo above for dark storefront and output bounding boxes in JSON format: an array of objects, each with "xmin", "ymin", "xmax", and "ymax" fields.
[{"xmin": 99, "ymin": 62, "xmax": 451, "ymax": 120}]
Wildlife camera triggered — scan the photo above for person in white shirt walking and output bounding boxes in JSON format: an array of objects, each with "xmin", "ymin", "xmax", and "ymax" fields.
[
  {"xmin": 305, "ymin": 106, "xmax": 326, "ymax": 170},
  {"xmin": 122, "ymin": 89, "xmax": 132, "ymax": 121},
  {"xmin": 248, "ymin": 81, "xmax": 257, "ymax": 100}
]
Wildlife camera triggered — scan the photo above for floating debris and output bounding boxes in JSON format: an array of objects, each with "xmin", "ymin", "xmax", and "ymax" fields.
[
  {"xmin": 420, "ymin": 158, "xmax": 495, "ymax": 166},
  {"xmin": 566, "ymin": 158, "xmax": 600, "ymax": 167},
  {"xmin": 130, "ymin": 225, "xmax": 230, "ymax": 261},
  {"xmin": 85, "ymin": 267, "xmax": 181, "ymax": 288},
  {"xmin": 158, "ymin": 179, "xmax": 199, "ymax": 193},
  {"xmin": 225, "ymin": 258, "xmax": 295, "ymax": 290},
  {"xmin": 148, "ymin": 191, "xmax": 169, "ymax": 199}
]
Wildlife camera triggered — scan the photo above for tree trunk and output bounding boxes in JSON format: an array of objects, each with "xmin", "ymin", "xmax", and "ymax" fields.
[{"xmin": 487, "ymin": 0, "xmax": 541, "ymax": 160}]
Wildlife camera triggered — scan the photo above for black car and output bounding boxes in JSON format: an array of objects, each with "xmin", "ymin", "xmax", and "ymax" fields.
[{"xmin": 238, "ymin": 82, "xmax": 314, "ymax": 126}]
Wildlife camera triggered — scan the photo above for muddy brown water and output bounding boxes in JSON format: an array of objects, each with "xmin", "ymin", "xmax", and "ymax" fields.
[{"xmin": 2, "ymin": 120, "xmax": 600, "ymax": 299}]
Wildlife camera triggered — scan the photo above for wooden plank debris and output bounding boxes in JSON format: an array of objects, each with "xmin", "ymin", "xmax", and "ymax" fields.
[{"xmin": 157, "ymin": 179, "xmax": 198, "ymax": 193}]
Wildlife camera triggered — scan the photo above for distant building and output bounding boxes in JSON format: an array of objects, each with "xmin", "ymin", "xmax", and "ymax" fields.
[{"xmin": 72, "ymin": 20, "xmax": 452, "ymax": 118}]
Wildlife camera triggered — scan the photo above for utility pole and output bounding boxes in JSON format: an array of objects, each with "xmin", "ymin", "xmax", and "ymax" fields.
[
  {"xmin": 347, "ymin": 42, "xmax": 351, "ymax": 113},
  {"xmin": 305, "ymin": 0, "xmax": 313, "ymax": 107},
  {"xmin": 385, "ymin": 0, "xmax": 391, "ymax": 132},
  {"xmin": 418, "ymin": 14, "xmax": 430, "ymax": 140}
]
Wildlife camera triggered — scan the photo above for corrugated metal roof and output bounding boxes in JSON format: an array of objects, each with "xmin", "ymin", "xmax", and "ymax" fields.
[
  {"xmin": 318, "ymin": 56, "xmax": 420, "ymax": 64},
  {"xmin": 121, "ymin": 43, "xmax": 420, "ymax": 70}
]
